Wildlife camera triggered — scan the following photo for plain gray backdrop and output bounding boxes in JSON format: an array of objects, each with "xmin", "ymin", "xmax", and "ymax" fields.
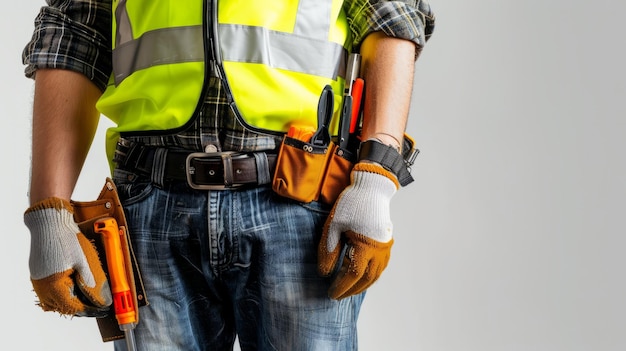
[{"xmin": 3, "ymin": 1, "xmax": 625, "ymax": 350}]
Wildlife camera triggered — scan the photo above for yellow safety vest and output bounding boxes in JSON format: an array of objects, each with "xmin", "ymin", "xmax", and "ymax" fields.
[{"xmin": 97, "ymin": 0, "xmax": 351, "ymax": 160}]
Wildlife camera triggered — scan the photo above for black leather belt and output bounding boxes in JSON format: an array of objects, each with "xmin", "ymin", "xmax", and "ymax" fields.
[{"xmin": 114, "ymin": 139, "xmax": 277, "ymax": 189}]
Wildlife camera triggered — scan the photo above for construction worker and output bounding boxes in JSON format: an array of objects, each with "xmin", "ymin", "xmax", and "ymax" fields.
[{"xmin": 22, "ymin": 1, "xmax": 435, "ymax": 350}]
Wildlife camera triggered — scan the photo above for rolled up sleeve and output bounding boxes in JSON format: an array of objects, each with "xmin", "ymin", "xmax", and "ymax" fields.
[
  {"xmin": 22, "ymin": 0, "xmax": 112, "ymax": 91},
  {"xmin": 345, "ymin": 0, "xmax": 435, "ymax": 56}
]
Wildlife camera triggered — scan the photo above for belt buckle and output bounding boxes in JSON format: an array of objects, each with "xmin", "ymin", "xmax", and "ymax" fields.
[{"xmin": 185, "ymin": 151, "xmax": 244, "ymax": 190}]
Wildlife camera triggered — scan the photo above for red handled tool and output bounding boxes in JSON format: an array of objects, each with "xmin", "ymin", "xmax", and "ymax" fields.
[
  {"xmin": 349, "ymin": 77, "xmax": 364, "ymax": 135},
  {"xmin": 347, "ymin": 77, "xmax": 365, "ymax": 148},
  {"xmin": 95, "ymin": 217, "xmax": 138, "ymax": 351},
  {"xmin": 350, "ymin": 78, "xmax": 365, "ymax": 134}
]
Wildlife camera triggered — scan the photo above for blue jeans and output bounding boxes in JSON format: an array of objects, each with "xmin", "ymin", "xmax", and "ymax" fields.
[{"xmin": 112, "ymin": 170, "xmax": 364, "ymax": 351}]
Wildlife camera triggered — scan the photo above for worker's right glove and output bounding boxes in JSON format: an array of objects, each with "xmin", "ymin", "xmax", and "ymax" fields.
[{"xmin": 24, "ymin": 197, "xmax": 112, "ymax": 316}]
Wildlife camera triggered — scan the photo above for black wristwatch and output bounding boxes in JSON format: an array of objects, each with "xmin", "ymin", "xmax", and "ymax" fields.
[{"xmin": 357, "ymin": 139, "xmax": 417, "ymax": 187}]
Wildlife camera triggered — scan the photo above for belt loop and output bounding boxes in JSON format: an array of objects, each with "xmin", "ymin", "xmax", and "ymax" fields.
[
  {"xmin": 114, "ymin": 138, "xmax": 135, "ymax": 168},
  {"xmin": 221, "ymin": 153, "xmax": 234, "ymax": 186},
  {"xmin": 254, "ymin": 152, "xmax": 271, "ymax": 185},
  {"xmin": 151, "ymin": 148, "xmax": 168, "ymax": 188}
]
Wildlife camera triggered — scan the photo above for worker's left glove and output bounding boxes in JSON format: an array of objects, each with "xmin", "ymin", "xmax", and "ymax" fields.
[
  {"xmin": 318, "ymin": 162, "xmax": 399, "ymax": 299},
  {"xmin": 24, "ymin": 197, "xmax": 112, "ymax": 316}
]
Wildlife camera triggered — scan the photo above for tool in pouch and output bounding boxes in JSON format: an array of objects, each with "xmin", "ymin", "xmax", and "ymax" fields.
[
  {"xmin": 71, "ymin": 178, "xmax": 148, "ymax": 344},
  {"xmin": 319, "ymin": 53, "xmax": 362, "ymax": 203},
  {"xmin": 310, "ymin": 85, "xmax": 334, "ymax": 147},
  {"xmin": 94, "ymin": 217, "xmax": 138, "ymax": 351},
  {"xmin": 348, "ymin": 77, "xmax": 365, "ymax": 148},
  {"xmin": 272, "ymin": 53, "xmax": 362, "ymax": 205}
]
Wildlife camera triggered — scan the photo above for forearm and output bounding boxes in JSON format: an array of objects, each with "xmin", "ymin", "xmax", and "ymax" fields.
[
  {"xmin": 29, "ymin": 69, "xmax": 102, "ymax": 205},
  {"xmin": 359, "ymin": 32, "xmax": 416, "ymax": 151}
]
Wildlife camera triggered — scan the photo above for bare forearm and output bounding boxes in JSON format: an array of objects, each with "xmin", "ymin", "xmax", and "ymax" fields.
[
  {"xmin": 29, "ymin": 69, "xmax": 102, "ymax": 205},
  {"xmin": 359, "ymin": 32, "xmax": 416, "ymax": 151}
]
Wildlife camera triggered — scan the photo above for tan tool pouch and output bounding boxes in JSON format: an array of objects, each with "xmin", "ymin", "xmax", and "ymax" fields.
[
  {"xmin": 318, "ymin": 144, "xmax": 355, "ymax": 204},
  {"xmin": 272, "ymin": 136, "xmax": 355, "ymax": 205},
  {"xmin": 71, "ymin": 178, "xmax": 148, "ymax": 343}
]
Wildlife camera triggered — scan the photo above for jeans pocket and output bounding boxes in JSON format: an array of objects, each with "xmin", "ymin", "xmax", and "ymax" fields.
[{"xmin": 113, "ymin": 169, "xmax": 155, "ymax": 205}]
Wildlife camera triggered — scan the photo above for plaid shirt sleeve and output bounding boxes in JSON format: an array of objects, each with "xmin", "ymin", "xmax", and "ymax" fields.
[
  {"xmin": 21, "ymin": 0, "xmax": 112, "ymax": 91},
  {"xmin": 344, "ymin": 0, "xmax": 435, "ymax": 55}
]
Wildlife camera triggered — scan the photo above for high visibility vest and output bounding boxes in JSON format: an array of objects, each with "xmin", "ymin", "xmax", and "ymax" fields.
[{"xmin": 97, "ymin": 0, "xmax": 351, "ymax": 159}]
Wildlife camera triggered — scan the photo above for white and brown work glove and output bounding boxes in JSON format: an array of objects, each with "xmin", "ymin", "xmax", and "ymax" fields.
[
  {"xmin": 318, "ymin": 162, "xmax": 399, "ymax": 299},
  {"xmin": 24, "ymin": 197, "xmax": 112, "ymax": 316}
]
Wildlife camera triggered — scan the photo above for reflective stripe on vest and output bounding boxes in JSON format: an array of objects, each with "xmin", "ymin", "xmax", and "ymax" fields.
[
  {"xmin": 98, "ymin": 0, "xmax": 350, "ymax": 159},
  {"xmin": 113, "ymin": 25, "xmax": 346, "ymax": 85}
]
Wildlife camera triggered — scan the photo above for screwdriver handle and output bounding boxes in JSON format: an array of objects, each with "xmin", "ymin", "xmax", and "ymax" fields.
[
  {"xmin": 350, "ymin": 78, "xmax": 364, "ymax": 134},
  {"xmin": 94, "ymin": 217, "xmax": 138, "ymax": 327}
]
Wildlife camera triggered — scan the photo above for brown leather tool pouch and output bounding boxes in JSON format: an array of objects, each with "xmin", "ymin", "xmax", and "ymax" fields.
[
  {"xmin": 272, "ymin": 136, "xmax": 332, "ymax": 203},
  {"xmin": 71, "ymin": 178, "xmax": 148, "ymax": 342},
  {"xmin": 272, "ymin": 136, "xmax": 355, "ymax": 205},
  {"xmin": 318, "ymin": 144, "xmax": 355, "ymax": 205}
]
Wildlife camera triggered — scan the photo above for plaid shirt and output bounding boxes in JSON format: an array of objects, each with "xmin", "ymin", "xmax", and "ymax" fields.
[{"xmin": 23, "ymin": 0, "xmax": 435, "ymax": 152}]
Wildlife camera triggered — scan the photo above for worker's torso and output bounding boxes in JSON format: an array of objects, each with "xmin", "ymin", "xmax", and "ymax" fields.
[{"xmin": 97, "ymin": 0, "xmax": 351, "ymax": 158}]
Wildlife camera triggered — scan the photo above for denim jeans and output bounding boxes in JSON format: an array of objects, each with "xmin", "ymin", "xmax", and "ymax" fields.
[{"xmin": 112, "ymin": 170, "xmax": 364, "ymax": 351}]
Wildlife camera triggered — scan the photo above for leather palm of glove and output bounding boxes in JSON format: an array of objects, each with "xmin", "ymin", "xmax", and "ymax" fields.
[
  {"xmin": 318, "ymin": 162, "xmax": 400, "ymax": 300},
  {"xmin": 24, "ymin": 197, "xmax": 112, "ymax": 316}
]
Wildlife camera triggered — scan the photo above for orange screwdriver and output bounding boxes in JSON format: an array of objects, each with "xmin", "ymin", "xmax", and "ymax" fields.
[{"xmin": 95, "ymin": 217, "xmax": 138, "ymax": 351}]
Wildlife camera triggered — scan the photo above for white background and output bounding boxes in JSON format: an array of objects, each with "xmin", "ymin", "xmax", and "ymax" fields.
[{"xmin": 3, "ymin": 1, "xmax": 625, "ymax": 350}]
